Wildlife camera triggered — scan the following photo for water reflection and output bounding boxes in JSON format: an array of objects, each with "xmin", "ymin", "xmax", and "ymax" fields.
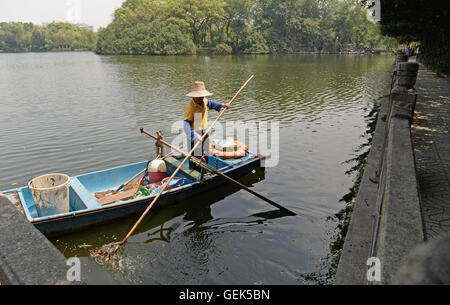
[{"xmin": 299, "ymin": 94, "xmax": 385, "ymax": 284}]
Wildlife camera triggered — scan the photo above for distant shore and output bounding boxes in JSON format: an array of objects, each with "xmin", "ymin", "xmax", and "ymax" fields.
[
  {"xmin": 0, "ymin": 48, "xmax": 92, "ymax": 54},
  {"xmin": 0, "ymin": 49, "xmax": 393, "ymax": 56}
]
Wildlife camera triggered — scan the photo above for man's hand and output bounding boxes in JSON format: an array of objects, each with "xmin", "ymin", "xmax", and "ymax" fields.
[
  {"xmin": 196, "ymin": 135, "xmax": 203, "ymax": 143},
  {"xmin": 222, "ymin": 102, "xmax": 231, "ymax": 109}
]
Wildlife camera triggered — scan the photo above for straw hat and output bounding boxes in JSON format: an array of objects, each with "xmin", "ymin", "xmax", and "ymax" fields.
[{"xmin": 186, "ymin": 81, "xmax": 213, "ymax": 97}]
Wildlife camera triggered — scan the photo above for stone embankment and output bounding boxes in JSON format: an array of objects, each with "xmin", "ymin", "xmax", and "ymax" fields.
[
  {"xmin": 335, "ymin": 51, "xmax": 450, "ymax": 284},
  {"xmin": 0, "ymin": 195, "xmax": 75, "ymax": 285}
]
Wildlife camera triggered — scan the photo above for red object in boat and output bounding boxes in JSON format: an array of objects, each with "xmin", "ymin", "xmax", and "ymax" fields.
[
  {"xmin": 161, "ymin": 177, "xmax": 185, "ymax": 190},
  {"xmin": 149, "ymin": 171, "xmax": 165, "ymax": 183}
]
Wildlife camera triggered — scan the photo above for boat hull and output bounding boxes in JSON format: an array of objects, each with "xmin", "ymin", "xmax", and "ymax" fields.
[{"xmin": 4, "ymin": 154, "xmax": 263, "ymax": 237}]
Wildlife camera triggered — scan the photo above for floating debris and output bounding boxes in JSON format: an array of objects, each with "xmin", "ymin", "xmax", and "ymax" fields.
[
  {"xmin": 79, "ymin": 244, "xmax": 93, "ymax": 248},
  {"xmin": 90, "ymin": 241, "xmax": 122, "ymax": 260}
]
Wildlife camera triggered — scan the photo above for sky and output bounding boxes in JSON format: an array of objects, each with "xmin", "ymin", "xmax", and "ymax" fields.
[{"xmin": 0, "ymin": 0, "xmax": 126, "ymax": 31}]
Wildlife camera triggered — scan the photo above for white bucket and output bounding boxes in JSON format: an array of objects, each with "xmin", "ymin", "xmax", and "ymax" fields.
[
  {"xmin": 28, "ymin": 173, "xmax": 70, "ymax": 217},
  {"xmin": 148, "ymin": 159, "xmax": 167, "ymax": 183},
  {"xmin": 148, "ymin": 159, "xmax": 167, "ymax": 173}
]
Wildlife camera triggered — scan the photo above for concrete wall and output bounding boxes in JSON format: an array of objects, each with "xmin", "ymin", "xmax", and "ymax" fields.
[
  {"xmin": 0, "ymin": 196, "xmax": 74, "ymax": 285},
  {"xmin": 335, "ymin": 57, "xmax": 424, "ymax": 284}
]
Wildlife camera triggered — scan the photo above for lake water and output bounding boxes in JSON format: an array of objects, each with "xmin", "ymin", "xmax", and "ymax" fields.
[{"xmin": 0, "ymin": 52, "xmax": 392, "ymax": 284}]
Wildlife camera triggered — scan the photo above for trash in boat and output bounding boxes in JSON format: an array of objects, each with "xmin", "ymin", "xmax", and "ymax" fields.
[
  {"xmin": 92, "ymin": 167, "xmax": 189, "ymax": 205},
  {"xmin": 138, "ymin": 185, "xmax": 152, "ymax": 196},
  {"xmin": 213, "ymin": 137, "xmax": 237, "ymax": 152},
  {"xmin": 162, "ymin": 177, "xmax": 185, "ymax": 189}
]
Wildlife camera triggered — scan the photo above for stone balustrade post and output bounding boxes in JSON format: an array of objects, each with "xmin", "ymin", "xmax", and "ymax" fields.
[{"xmin": 391, "ymin": 62, "xmax": 420, "ymax": 99}]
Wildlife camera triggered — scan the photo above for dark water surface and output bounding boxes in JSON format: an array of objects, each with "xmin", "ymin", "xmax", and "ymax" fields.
[{"xmin": 0, "ymin": 52, "xmax": 392, "ymax": 284}]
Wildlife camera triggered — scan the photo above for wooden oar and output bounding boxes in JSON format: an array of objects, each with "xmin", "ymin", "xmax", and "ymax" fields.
[
  {"xmin": 114, "ymin": 168, "xmax": 147, "ymax": 193},
  {"xmin": 91, "ymin": 75, "xmax": 255, "ymax": 258},
  {"xmin": 140, "ymin": 128, "xmax": 296, "ymax": 215}
]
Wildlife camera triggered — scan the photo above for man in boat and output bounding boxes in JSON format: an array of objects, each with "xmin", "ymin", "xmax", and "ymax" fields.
[{"xmin": 183, "ymin": 81, "xmax": 230, "ymax": 172}]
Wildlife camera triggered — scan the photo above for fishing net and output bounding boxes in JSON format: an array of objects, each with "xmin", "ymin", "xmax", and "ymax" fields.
[{"xmin": 89, "ymin": 241, "xmax": 122, "ymax": 261}]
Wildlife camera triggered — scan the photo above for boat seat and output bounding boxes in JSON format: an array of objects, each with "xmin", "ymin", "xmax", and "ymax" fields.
[
  {"xmin": 164, "ymin": 157, "xmax": 202, "ymax": 181},
  {"xmin": 70, "ymin": 178, "xmax": 101, "ymax": 209}
]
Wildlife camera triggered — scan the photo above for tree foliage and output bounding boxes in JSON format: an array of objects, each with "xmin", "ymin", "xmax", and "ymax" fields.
[
  {"xmin": 96, "ymin": 0, "xmax": 197, "ymax": 55},
  {"xmin": 0, "ymin": 1, "xmax": 397, "ymax": 56},
  {"xmin": 97, "ymin": 20, "xmax": 196, "ymax": 55},
  {"xmin": 96, "ymin": 0, "xmax": 393, "ymax": 55},
  {"xmin": 0, "ymin": 22, "xmax": 96, "ymax": 53},
  {"xmin": 213, "ymin": 43, "xmax": 233, "ymax": 54},
  {"xmin": 372, "ymin": 0, "xmax": 450, "ymax": 74}
]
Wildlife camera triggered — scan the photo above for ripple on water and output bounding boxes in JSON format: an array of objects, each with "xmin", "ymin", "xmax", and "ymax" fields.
[{"xmin": 0, "ymin": 53, "xmax": 393, "ymax": 284}]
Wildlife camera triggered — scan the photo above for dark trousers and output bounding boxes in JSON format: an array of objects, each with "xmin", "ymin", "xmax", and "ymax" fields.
[{"xmin": 189, "ymin": 131, "xmax": 209, "ymax": 172}]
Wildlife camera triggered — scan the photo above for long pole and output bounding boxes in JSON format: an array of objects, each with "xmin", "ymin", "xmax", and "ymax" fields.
[
  {"xmin": 114, "ymin": 168, "xmax": 147, "ymax": 193},
  {"xmin": 119, "ymin": 75, "xmax": 255, "ymax": 245},
  {"xmin": 113, "ymin": 151, "xmax": 175, "ymax": 193},
  {"xmin": 140, "ymin": 128, "xmax": 296, "ymax": 215}
]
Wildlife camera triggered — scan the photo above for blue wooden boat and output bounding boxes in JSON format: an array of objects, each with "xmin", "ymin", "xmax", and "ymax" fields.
[{"xmin": 2, "ymin": 152, "xmax": 264, "ymax": 237}]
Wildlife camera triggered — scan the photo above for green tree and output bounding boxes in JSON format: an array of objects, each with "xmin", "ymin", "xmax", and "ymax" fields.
[
  {"xmin": 0, "ymin": 22, "xmax": 32, "ymax": 52},
  {"xmin": 372, "ymin": 0, "xmax": 449, "ymax": 74},
  {"xmin": 213, "ymin": 43, "xmax": 233, "ymax": 54},
  {"xmin": 31, "ymin": 27, "xmax": 50, "ymax": 51},
  {"xmin": 164, "ymin": 0, "xmax": 225, "ymax": 46},
  {"xmin": 0, "ymin": 22, "xmax": 96, "ymax": 52},
  {"xmin": 96, "ymin": 1, "xmax": 195, "ymax": 55},
  {"xmin": 222, "ymin": 0, "xmax": 253, "ymax": 49},
  {"xmin": 128, "ymin": 21, "xmax": 196, "ymax": 55},
  {"xmin": 240, "ymin": 28, "xmax": 269, "ymax": 54},
  {"xmin": 93, "ymin": 0, "xmax": 394, "ymax": 56}
]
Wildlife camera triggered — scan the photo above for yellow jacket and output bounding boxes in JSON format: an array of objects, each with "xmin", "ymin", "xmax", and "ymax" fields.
[{"xmin": 184, "ymin": 98, "xmax": 209, "ymax": 131}]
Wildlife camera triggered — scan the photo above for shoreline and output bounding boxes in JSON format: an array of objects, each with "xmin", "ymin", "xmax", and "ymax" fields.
[
  {"xmin": 0, "ymin": 49, "xmax": 93, "ymax": 54},
  {"xmin": 0, "ymin": 50, "xmax": 392, "ymax": 56}
]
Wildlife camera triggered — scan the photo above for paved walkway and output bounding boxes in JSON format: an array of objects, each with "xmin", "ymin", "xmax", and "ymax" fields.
[{"xmin": 411, "ymin": 62, "xmax": 450, "ymax": 240}]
